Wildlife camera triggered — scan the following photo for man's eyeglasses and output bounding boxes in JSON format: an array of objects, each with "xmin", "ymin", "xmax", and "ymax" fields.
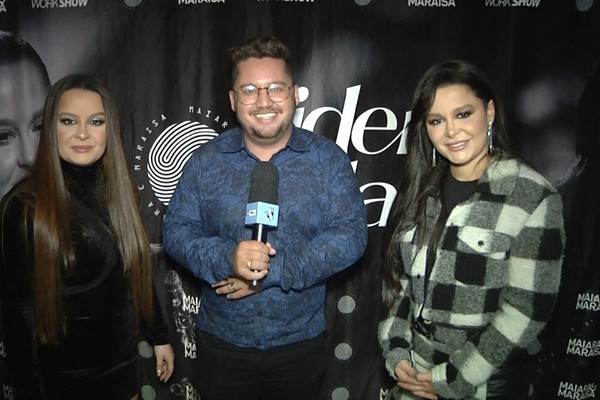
[{"xmin": 234, "ymin": 82, "xmax": 293, "ymax": 105}]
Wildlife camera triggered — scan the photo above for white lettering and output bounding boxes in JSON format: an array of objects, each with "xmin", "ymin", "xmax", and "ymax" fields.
[
  {"xmin": 31, "ymin": 0, "xmax": 88, "ymax": 8},
  {"xmin": 184, "ymin": 341, "xmax": 197, "ymax": 358},
  {"xmin": 558, "ymin": 382, "xmax": 597, "ymax": 399},
  {"xmin": 408, "ymin": 0, "xmax": 456, "ymax": 6},
  {"xmin": 485, "ymin": 0, "xmax": 510, "ymax": 5},
  {"xmin": 512, "ymin": 0, "xmax": 540, "ymax": 6},
  {"xmin": 362, "ymin": 182, "xmax": 397, "ymax": 227},
  {"xmin": 178, "ymin": 0, "xmax": 225, "ymax": 4},
  {"xmin": 576, "ymin": 293, "xmax": 600, "ymax": 311},
  {"xmin": 182, "ymin": 294, "xmax": 201, "ymax": 314},
  {"xmin": 566, "ymin": 338, "xmax": 600, "ymax": 357},
  {"xmin": 298, "ymin": 85, "xmax": 408, "ymax": 155},
  {"xmin": 380, "ymin": 388, "xmax": 389, "ymax": 400}
]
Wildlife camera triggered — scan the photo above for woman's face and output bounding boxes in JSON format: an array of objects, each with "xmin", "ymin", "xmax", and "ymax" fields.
[
  {"xmin": 426, "ymin": 84, "xmax": 495, "ymax": 181},
  {"xmin": 0, "ymin": 59, "xmax": 48, "ymax": 198},
  {"xmin": 57, "ymin": 89, "xmax": 108, "ymax": 167}
]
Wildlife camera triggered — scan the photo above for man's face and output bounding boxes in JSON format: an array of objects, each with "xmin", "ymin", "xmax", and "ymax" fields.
[
  {"xmin": 0, "ymin": 59, "xmax": 48, "ymax": 198},
  {"xmin": 229, "ymin": 57, "xmax": 299, "ymax": 148}
]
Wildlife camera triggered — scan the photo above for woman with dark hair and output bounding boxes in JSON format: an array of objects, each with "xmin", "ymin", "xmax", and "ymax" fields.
[
  {"xmin": 0, "ymin": 74, "xmax": 174, "ymax": 399},
  {"xmin": 0, "ymin": 30, "xmax": 50, "ymax": 199},
  {"xmin": 378, "ymin": 60, "xmax": 564, "ymax": 399}
]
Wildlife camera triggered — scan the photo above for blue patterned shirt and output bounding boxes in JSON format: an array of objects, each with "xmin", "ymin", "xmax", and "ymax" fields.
[{"xmin": 163, "ymin": 126, "xmax": 368, "ymax": 349}]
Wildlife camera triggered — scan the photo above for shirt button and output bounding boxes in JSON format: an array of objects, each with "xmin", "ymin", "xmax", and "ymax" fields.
[
  {"xmin": 258, "ymin": 311, "xmax": 263, "ymax": 317},
  {"xmin": 478, "ymin": 240, "xmax": 484, "ymax": 247},
  {"xmin": 416, "ymin": 274, "xmax": 421, "ymax": 279}
]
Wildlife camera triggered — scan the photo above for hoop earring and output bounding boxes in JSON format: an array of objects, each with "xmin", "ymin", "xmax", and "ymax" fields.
[
  {"xmin": 432, "ymin": 147, "xmax": 437, "ymax": 167},
  {"xmin": 487, "ymin": 120, "xmax": 495, "ymax": 154}
]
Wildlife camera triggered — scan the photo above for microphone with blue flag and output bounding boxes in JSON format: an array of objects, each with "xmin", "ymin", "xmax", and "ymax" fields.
[{"xmin": 245, "ymin": 162, "xmax": 279, "ymax": 285}]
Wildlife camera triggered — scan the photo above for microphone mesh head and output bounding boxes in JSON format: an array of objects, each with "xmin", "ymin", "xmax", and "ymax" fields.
[{"xmin": 248, "ymin": 162, "xmax": 279, "ymax": 204}]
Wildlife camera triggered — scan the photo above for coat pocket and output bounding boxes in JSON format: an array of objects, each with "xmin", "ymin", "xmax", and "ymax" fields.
[{"xmin": 457, "ymin": 226, "xmax": 511, "ymax": 260}]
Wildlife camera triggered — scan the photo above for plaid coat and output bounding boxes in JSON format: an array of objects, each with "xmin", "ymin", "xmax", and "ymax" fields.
[{"xmin": 379, "ymin": 158, "xmax": 565, "ymax": 399}]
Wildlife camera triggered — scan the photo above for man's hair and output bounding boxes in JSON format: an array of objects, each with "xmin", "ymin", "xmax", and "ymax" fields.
[{"xmin": 229, "ymin": 36, "xmax": 294, "ymax": 88}]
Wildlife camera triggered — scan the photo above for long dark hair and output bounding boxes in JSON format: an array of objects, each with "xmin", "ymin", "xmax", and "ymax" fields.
[
  {"xmin": 382, "ymin": 60, "xmax": 512, "ymax": 305},
  {"xmin": 29, "ymin": 74, "xmax": 153, "ymax": 344}
]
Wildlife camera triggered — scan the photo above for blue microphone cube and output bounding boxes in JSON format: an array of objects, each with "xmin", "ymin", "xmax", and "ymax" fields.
[{"xmin": 245, "ymin": 201, "xmax": 279, "ymax": 227}]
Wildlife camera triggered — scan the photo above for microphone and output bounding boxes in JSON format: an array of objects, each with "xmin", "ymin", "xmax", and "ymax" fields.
[{"xmin": 245, "ymin": 162, "xmax": 279, "ymax": 286}]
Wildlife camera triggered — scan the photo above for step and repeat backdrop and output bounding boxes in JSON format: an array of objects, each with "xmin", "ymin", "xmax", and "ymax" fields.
[{"xmin": 1, "ymin": 1, "xmax": 599, "ymax": 399}]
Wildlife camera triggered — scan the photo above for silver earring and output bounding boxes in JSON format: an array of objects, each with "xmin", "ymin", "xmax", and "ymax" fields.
[
  {"xmin": 487, "ymin": 120, "xmax": 494, "ymax": 154},
  {"xmin": 432, "ymin": 147, "xmax": 437, "ymax": 167}
]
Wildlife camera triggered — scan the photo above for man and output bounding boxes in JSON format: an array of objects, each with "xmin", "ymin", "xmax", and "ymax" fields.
[{"xmin": 163, "ymin": 36, "xmax": 367, "ymax": 400}]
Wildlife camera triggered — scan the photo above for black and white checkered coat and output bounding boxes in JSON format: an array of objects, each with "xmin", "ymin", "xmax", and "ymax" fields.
[{"xmin": 379, "ymin": 158, "xmax": 565, "ymax": 399}]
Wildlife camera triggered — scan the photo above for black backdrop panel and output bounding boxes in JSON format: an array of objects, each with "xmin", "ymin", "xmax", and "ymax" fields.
[{"xmin": 1, "ymin": 1, "xmax": 599, "ymax": 399}]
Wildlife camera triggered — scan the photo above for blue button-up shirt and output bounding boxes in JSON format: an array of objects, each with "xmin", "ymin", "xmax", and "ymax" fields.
[{"xmin": 163, "ymin": 126, "xmax": 367, "ymax": 349}]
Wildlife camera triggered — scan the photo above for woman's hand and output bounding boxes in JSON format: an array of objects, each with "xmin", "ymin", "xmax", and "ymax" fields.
[
  {"xmin": 154, "ymin": 344, "xmax": 175, "ymax": 382},
  {"xmin": 395, "ymin": 360, "xmax": 438, "ymax": 400}
]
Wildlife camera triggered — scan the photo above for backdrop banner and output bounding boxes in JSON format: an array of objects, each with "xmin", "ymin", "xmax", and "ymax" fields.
[{"xmin": 1, "ymin": 1, "xmax": 599, "ymax": 400}]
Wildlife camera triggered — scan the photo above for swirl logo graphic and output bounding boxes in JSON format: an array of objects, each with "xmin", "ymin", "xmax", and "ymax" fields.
[
  {"xmin": 134, "ymin": 107, "xmax": 229, "ymax": 220},
  {"xmin": 147, "ymin": 120, "xmax": 218, "ymax": 205}
]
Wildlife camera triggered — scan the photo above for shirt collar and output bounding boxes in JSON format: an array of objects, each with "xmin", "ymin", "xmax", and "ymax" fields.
[{"xmin": 219, "ymin": 125, "xmax": 310, "ymax": 154}]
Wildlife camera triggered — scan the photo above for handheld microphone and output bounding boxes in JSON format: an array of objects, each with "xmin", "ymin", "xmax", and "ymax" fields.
[{"xmin": 245, "ymin": 162, "xmax": 279, "ymax": 286}]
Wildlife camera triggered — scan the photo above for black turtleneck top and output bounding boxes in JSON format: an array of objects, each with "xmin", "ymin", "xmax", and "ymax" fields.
[{"xmin": 0, "ymin": 161, "xmax": 168, "ymax": 400}]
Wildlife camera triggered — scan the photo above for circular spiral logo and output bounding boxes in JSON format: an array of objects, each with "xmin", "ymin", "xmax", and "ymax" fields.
[{"xmin": 147, "ymin": 120, "xmax": 218, "ymax": 205}]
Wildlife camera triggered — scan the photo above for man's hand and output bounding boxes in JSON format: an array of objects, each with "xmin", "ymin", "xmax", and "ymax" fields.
[
  {"xmin": 213, "ymin": 277, "xmax": 261, "ymax": 300},
  {"xmin": 233, "ymin": 240, "xmax": 276, "ymax": 281}
]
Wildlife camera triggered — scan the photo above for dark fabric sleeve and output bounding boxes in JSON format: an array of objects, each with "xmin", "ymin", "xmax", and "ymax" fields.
[
  {"xmin": 145, "ymin": 287, "xmax": 170, "ymax": 346},
  {"xmin": 0, "ymin": 193, "xmax": 48, "ymax": 399}
]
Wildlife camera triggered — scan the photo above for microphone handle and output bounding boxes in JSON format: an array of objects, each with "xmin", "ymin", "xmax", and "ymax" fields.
[
  {"xmin": 250, "ymin": 224, "xmax": 267, "ymax": 286},
  {"xmin": 251, "ymin": 224, "xmax": 267, "ymax": 243}
]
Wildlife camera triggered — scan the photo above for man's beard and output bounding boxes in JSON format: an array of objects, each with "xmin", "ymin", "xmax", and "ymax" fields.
[
  {"xmin": 245, "ymin": 118, "xmax": 292, "ymax": 141},
  {"xmin": 242, "ymin": 105, "xmax": 295, "ymax": 142}
]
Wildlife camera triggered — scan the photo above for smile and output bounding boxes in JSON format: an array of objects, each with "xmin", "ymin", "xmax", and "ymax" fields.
[
  {"xmin": 255, "ymin": 112, "xmax": 277, "ymax": 120},
  {"xmin": 447, "ymin": 141, "xmax": 468, "ymax": 151}
]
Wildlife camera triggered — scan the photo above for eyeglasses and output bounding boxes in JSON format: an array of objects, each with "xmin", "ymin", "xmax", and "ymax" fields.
[{"xmin": 234, "ymin": 82, "xmax": 293, "ymax": 105}]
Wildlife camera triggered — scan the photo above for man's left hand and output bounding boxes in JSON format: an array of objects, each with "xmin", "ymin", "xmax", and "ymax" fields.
[{"xmin": 213, "ymin": 278, "xmax": 261, "ymax": 300}]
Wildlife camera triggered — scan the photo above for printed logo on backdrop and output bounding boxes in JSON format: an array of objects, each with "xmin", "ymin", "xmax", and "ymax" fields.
[
  {"xmin": 484, "ymin": 0, "xmax": 541, "ymax": 6},
  {"xmin": 294, "ymin": 84, "xmax": 410, "ymax": 228},
  {"xmin": 558, "ymin": 382, "xmax": 597, "ymax": 400},
  {"xmin": 133, "ymin": 106, "xmax": 229, "ymax": 220},
  {"xmin": 257, "ymin": 0, "xmax": 314, "ymax": 2},
  {"xmin": 31, "ymin": 0, "xmax": 89, "ymax": 8},
  {"xmin": 0, "ymin": 1, "xmax": 6, "ymax": 13},
  {"xmin": 566, "ymin": 338, "xmax": 600, "ymax": 357},
  {"xmin": 177, "ymin": 0, "xmax": 225, "ymax": 4},
  {"xmin": 406, "ymin": 0, "xmax": 543, "ymax": 6},
  {"xmin": 408, "ymin": 0, "xmax": 456, "ymax": 6},
  {"xmin": 3, "ymin": 385, "xmax": 13, "ymax": 400},
  {"xmin": 134, "ymin": 84, "xmax": 410, "ymax": 227},
  {"xmin": 576, "ymin": 292, "xmax": 600, "ymax": 311},
  {"xmin": 165, "ymin": 269, "xmax": 200, "ymax": 360}
]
